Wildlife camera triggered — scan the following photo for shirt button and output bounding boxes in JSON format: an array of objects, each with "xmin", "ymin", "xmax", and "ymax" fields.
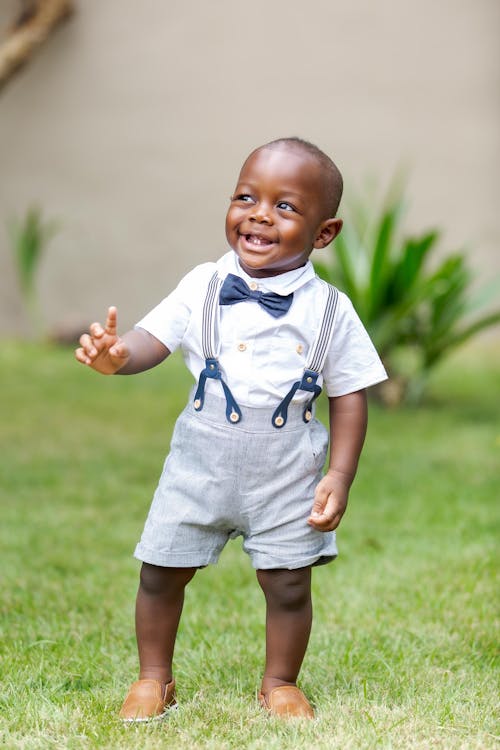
[
  {"xmin": 237, "ymin": 342, "xmax": 247, "ymax": 352},
  {"xmin": 249, "ymin": 281, "xmax": 258, "ymax": 291},
  {"xmin": 296, "ymin": 344, "xmax": 304, "ymax": 355}
]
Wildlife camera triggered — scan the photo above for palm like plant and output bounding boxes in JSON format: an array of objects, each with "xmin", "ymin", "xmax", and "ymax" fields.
[
  {"xmin": 314, "ymin": 188, "xmax": 500, "ymax": 404},
  {"xmin": 9, "ymin": 206, "xmax": 58, "ymax": 338}
]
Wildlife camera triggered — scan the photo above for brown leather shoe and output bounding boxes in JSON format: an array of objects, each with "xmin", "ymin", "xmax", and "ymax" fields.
[
  {"xmin": 119, "ymin": 678, "xmax": 177, "ymax": 722},
  {"xmin": 258, "ymin": 685, "xmax": 314, "ymax": 719}
]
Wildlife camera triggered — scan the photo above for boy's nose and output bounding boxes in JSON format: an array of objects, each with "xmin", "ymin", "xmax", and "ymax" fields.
[{"xmin": 250, "ymin": 204, "xmax": 272, "ymax": 224}]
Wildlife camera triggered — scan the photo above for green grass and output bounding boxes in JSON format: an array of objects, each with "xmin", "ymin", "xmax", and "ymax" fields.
[{"xmin": 0, "ymin": 342, "xmax": 499, "ymax": 749}]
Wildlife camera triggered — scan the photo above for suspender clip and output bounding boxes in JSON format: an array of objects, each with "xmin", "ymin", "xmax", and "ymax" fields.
[
  {"xmin": 299, "ymin": 369, "xmax": 320, "ymax": 391},
  {"xmin": 194, "ymin": 357, "xmax": 242, "ymax": 425}
]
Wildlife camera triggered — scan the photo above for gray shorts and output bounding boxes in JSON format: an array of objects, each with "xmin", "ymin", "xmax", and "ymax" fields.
[{"xmin": 134, "ymin": 392, "xmax": 338, "ymax": 570}]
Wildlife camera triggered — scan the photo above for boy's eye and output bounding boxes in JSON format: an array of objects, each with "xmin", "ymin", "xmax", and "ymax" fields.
[
  {"xmin": 234, "ymin": 194, "xmax": 254, "ymax": 204},
  {"xmin": 277, "ymin": 201, "xmax": 295, "ymax": 212}
]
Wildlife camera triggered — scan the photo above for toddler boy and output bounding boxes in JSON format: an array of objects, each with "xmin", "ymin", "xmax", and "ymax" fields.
[{"xmin": 76, "ymin": 137, "xmax": 387, "ymax": 720}]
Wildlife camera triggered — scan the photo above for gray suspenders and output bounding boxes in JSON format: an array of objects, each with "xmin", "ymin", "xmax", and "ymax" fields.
[
  {"xmin": 271, "ymin": 281, "xmax": 339, "ymax": 428},
  {"xmin": 193, "ymin": 272, "xmax": 339, "ymax": 427},
  {"xmin": 192, "ymin": 272, "xmax": 243, "ymax": 424}
]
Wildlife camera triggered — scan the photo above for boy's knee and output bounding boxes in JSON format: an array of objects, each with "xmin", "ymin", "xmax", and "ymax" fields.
[
  {"xmin": 257, "ymin": 567, "xmax": 311, "ymax": 611},
  {"xmin": 139, "ymin": 562, "xmax": 196, "ymax": 596}
]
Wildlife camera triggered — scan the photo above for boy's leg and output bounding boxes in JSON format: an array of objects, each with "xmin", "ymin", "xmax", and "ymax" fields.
[
  {"xmin": 119, "ymin": 563, "xmax": 197, "ymax": 721},
  {"xmin": 256, "ymin": 566, "xmax": 312, "ymax": 696},
  {"xmin": 135, "ymin": 562, "xmax": 197, "ymax": 683}
]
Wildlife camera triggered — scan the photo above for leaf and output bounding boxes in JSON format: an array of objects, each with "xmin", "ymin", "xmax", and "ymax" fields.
[
  {"xmin": 391, "ymin": 231, "xmax": 438, "ymax": 299},
  {"xmin": 7, "ymin": 205, "xmax": 59, "ymax": 338},
  {"xmin": 368, "ymin": 203, "xmax": 399, "ymax": 318}
]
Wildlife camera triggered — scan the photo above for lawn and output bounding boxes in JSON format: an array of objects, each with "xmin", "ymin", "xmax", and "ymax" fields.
[{"xmin": 0, "ymin": 341, "xmax": 498, "ymax": 749}]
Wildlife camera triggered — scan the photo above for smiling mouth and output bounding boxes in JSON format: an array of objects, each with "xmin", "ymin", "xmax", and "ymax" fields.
[{"xmin": 241, "ymin": 233, "xmax": 275, "ymax": 247}]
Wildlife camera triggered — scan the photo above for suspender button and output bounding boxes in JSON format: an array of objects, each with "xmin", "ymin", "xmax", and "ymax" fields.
[
  {"xmin": 230, "ymin": 411, "xmax": 240, "ymax": 423},
  {"xmin": 194, "ymin": 399, "xmax": 201, "ymax": 409},
  {"xmin": 306, "ymin": 376, "xmax": 313, "ymax": 383},
  {"xmin": 304, "ymin": 410, "xmax": 312, "ymax": 422},
  {"xmin": 274, "ymin": 416, "xmax": 285, "ymax": 427}
]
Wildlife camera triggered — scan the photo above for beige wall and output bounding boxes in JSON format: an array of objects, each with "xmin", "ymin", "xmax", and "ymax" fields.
[{"xmin": 1, "ymin": 0, "xmax": 499, "ymax": 336}]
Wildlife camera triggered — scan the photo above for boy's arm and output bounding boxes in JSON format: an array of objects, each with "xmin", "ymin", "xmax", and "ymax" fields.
[
  {"xmin": 75, "ymin": 306, "xmax": 170, "ymax": 375},
  {"xmin": 307, "ymin": 390, "xmax": 368, "ymax": 532}
]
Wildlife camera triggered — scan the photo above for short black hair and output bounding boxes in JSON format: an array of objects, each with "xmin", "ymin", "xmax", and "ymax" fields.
[{"xmin": 260, "ymin": 137, "xmax": 343, "ymax": 217}]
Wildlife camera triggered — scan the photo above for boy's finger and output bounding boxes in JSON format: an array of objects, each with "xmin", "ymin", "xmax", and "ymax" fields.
[
  {"xmin": 79, "ymin": 333, "xmax": 97, "ymax": 357},
  {"xmin": 308, "ymin": 492, "xmax": 338, "ymax": 526},
  {"xmin": 307, "ymin": 518, "xmax": 329, "ymax": 531},
  {"xmin": 308, "ymin": 510, "xmax": 339, "ymax": 531},
  {"xmin": 75, "ymin": 347, "xmax": 91, "ymax": 365},
  {"xmin": 309, "ymin": 493, "xmax": 327, "ymax": 517},
  {"xmin": 105, "ymin": 306, "xmax": 118, "ymax": 336},
  {"xmin": 307, "ymin": 510, "xmax": 327, "ymax": 526},
  {"xmin": 109, "ymin": 342, "xmax": 128, "ymax": 358},
  {"xmin": 89, "ymin": 322, "xmax": 104, "ymax": 338}
]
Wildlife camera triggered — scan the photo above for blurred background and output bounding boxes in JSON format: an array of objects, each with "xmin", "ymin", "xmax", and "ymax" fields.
[
  {"xmin": 0, "ymin": 0, "xmax": 499, "ymax": 338},
  {"xmin": 1, "ymin": 6, "xmax": 499, "ymax": 745}
]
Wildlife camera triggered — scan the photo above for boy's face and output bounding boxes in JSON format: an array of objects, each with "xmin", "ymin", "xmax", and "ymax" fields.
[{"xmin": 225, "ymin": 146, "xmax": 342, "ymax": 278}]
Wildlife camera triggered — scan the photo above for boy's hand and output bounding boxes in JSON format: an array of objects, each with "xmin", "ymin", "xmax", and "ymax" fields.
[
  {"xmin": 307, "ymin": 471, "xmax": 350, "ymax": 532},
  {"xmin": 75, "ymin": 306, "xmax": 130, "ymax": 374}
]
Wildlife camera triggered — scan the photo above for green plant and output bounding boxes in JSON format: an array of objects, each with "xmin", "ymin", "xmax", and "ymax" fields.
[
  {"xmin": 8, "ymin": 205, "xmax": 59, "ymax": 337},
  {"xmin": 314, "ymin": 184, "xmax": 500, "ymax": 404}
]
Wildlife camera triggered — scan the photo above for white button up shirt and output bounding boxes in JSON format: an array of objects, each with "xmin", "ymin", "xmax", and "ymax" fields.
[{"xmin": 136, "ymin": 251, "xmax": 387, "ymax": 407}]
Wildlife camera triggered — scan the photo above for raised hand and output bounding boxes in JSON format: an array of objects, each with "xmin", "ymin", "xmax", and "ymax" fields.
[{"xmin": 75, "ymin": 306, "xmax": 130, "ymax": 374}]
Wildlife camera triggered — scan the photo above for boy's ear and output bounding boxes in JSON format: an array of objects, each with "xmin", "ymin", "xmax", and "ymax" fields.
[{"xmin": 313, "ymin": 218, "xmax": 343, "ymax": 249}]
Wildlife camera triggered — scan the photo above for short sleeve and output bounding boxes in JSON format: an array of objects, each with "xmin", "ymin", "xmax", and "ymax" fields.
[
  {"xmin": 134, "ymin": 262, "xmax": 216, "ymax": 352},
  {"xmin": 322, "ymin": 292, "xmax": 388, "ymax": 397}
]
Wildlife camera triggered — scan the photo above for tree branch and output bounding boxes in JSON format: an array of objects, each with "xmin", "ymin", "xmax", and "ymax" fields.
[{"xmin": 0, "ymin": 0, "xmax": 74, "ymax": 93}]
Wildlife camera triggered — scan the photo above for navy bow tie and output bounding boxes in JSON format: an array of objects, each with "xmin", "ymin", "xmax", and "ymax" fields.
[{"xmin": 219, "ymin": 274, "xmax": 294, "ymax": 318}]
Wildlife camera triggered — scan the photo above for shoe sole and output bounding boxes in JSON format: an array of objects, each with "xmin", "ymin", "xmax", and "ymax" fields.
[{"xmin": 120, "ymin": 702, "xmax": 179, "ymax": 723}]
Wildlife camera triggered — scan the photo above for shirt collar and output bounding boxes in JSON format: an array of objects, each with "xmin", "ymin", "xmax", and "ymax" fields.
[{"xmin": 217, "ymin": 250, "xmax": 316, "ymax": 295}]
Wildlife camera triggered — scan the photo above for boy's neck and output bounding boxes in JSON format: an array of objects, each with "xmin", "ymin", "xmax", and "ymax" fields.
[{"xmin": 235, "ymin": 256, "xmax": 310, "ymax": 281}]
